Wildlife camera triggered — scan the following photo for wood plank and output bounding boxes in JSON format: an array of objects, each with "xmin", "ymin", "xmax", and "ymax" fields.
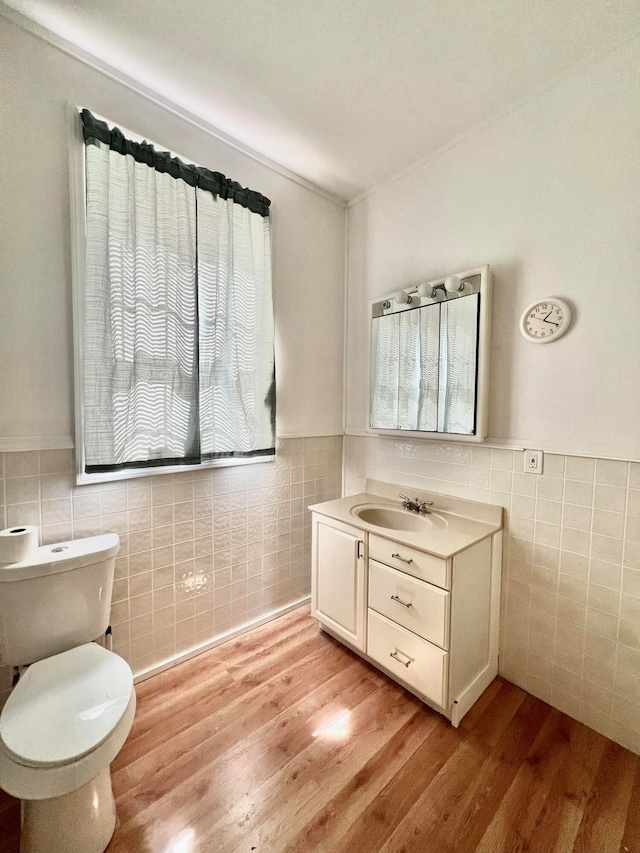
[
  {"xmin": 521, "ymin": 718, "xmax": 607, "ymax": 852},
  {"xmin": 571, "ymin": 740, "xmax": 637, "ymax": 853},
  {"xmin": 621, "ymin": 757, "xmax": 640, "ymax": 853},
  {"xmin": 281, "ymin": 709, "xmax": 444, "ymax": 853},
  {"xmin": 113, "ymin": 640, "xmax": 359, "ymax": 810},
  {"xmin": 375, "ymin": 693, "xmax": 544, "ymax": 853},
  {"xmin": 223, "ymin": 685, "xmax": 422, "ymax": 852},
  {"xmin": 428, "ymin": 694, "xmax": 552, "ymax": 851},
  {"xmin": 332, "ymin": 680, "xmax": 524, "ymax": 853},
  {"xmin": 111, "ymin": 660, "xmax": 379, "ymax": 849},
  {"xmin": 474, "ymin": 708, "xmax": 577, "ymax": 852}
]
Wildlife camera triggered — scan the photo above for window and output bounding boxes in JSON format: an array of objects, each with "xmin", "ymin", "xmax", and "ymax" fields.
[{"xmin": 73, "ymin": 110, "xmax": 275, "ymax": 483}]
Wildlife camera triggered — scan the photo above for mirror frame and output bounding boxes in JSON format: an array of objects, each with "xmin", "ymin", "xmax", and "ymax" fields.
[{"xmin": 367, "ymin": 264, "xmax": 492, "ymax": 443}]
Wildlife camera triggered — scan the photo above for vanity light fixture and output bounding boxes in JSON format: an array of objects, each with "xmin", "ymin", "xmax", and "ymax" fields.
[{"xmin": 390, "ymin": 271, "xmax": 477, "ymax": 311}]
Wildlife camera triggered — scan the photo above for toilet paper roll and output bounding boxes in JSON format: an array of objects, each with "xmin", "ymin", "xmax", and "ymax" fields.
[{"xmin": 0, "ymin": 526, "xmax": 39, "ymax": 564}]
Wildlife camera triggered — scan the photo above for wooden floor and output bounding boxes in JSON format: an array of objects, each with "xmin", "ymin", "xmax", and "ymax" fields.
[{"xmin": 0, "ymin": 606, "xmax": 639, "ymax": 852}]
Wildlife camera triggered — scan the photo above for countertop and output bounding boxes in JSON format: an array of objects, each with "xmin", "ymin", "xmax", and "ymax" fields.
[{"xmin": 309, "ymin": 481, "xmax": 503, "ymax": 559}]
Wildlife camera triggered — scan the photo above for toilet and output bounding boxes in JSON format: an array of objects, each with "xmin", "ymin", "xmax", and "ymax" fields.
[{"xmin": 0, "ymin": 534, "xmax": 136, "ymax": 853}]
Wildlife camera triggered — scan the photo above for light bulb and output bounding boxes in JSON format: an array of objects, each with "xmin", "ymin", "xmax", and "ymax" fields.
[
  {"xmin": 444, "ymin": 275, "xmax": 471, "ymax": 295},
  {"xmin": 394, "ymin": 290, "xmax": 410, "ymax": 304},
  {"xmin": 418, "ymin": 282, "xmax": 444, "ymax": 301}
]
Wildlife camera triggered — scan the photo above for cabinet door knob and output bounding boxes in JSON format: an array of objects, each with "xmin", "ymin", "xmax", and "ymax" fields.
[
  {"xmin": 391, "ymin": 552, "xmax": 413, "ymax": 564},
  {"xmin": 390, "ymin": 649, "xmax": 413, "ymax": 667},
  {"xmin": 357, "ymin": 540, "xmax": 364, "ymax": 559},
  {"xmin": 390, "ymin": 594, "xmax": 412, "ymax": 608}
]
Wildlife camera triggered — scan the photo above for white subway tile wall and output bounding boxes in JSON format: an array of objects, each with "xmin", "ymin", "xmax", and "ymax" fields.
[
  {"xmin": 344, "ymin": 434, "xmax": 640, "ymax": 756},
  {"xmin": 0, "ymin": 437, "xmax": 342, "ymax": 705}
]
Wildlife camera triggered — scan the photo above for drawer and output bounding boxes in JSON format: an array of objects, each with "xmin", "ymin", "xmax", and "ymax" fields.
[
  {"xmin": 369, "ymin": 560, "xmax": 450, "ymax": 649},
  {"xmin": 369, "ymin": 533, "xmax": 449, "ymax": 590},
  {"xmin": 367, "ymin": 610, "xmax": 448, "ymax": 707}
]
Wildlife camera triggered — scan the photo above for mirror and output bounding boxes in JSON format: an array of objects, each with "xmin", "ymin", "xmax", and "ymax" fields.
[{"xmin": 369, "ymin": 267, "xmax": 490, "ymax": 438}]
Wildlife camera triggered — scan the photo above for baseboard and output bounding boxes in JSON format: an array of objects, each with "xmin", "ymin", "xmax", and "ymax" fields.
[{"xmin": 133, "ymin": 596, "xmax": 311, "ymax": 683}]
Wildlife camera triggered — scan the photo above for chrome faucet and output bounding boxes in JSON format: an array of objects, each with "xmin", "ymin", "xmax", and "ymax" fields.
[{"xmin": 399, "ymin": 494, "xmax": 434, "ymax": 514}]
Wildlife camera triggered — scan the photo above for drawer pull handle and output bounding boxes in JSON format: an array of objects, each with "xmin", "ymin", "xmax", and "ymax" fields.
[
  {"xmin": 390, "ymin": 594, "xmax": 412, "ymax": 608},
  {"xmin": 390, "ymin": 650, "xmax": 413, "ymax": 668},
  {"xmin": 391, "ymin": 552, "xmax": 413, "ymax": 565}
]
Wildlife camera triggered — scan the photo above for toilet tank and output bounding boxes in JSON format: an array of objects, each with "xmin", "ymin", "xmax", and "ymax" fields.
[{"xmin": 0, "ymin": 534, "xmax": 120, "ymax": 666}]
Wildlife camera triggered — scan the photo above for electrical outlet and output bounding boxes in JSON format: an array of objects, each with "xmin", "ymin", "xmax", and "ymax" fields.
[{"xmin": 524, "ymin": 449, "xmax": 543, "ymax": 474}]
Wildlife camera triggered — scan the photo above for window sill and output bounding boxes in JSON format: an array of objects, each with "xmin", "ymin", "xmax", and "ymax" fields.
[{"xmin": 76, "ymin": 453, "xmax": 275, "ymax": 486}]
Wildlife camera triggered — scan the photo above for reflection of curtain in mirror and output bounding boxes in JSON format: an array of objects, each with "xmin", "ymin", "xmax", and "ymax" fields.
[
  {"xmin": 417, "ymin": 304, "xmax": 440, "ymax": 431},
  {"xmin": 398, "ymin": 310, "xmax": 421, "ymax": 429},
  {"xmin": 370, "ymin": 315, "xmax": 400, "ymax": 428},
  {"xmin": 438, "ymin": 294, "xmax": 478, "ymax": 434}
]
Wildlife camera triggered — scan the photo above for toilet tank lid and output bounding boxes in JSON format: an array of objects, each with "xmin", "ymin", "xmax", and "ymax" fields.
[
  {"xmin": 0, "ymin": 643, "xmax": 134, "ymax": 767},
  {"xmin": 0, "ymin": 533, "xmax": 119, "ymax": 581}
]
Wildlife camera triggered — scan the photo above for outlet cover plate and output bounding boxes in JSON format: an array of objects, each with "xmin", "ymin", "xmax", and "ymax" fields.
[{"xmin": 524, "ymin": 449, "xmax": 543, "ymax": 474}]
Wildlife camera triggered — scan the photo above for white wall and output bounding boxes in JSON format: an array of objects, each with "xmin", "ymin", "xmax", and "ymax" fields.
[
  {"xmin": 0, "ymin": 16, "xmax": 346, "ymax": 448},
  {"xmin": 346, "ymin": 38, "xmax": 640, "ymax": 461}
]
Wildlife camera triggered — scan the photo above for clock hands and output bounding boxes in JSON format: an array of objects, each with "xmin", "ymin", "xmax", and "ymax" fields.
[{"xmin": 540, "ymin": 310, "xmax": 559, "ymax": 327}]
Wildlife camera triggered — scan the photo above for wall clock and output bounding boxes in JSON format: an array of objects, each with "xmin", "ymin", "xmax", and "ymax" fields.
[{"xmin": 519, "ymin": 298, "xmax": 572, "ymax": 343}]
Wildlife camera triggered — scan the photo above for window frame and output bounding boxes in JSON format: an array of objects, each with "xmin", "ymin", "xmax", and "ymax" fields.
[{"xmin": 68, "ymin": 104, "xmax": 275, "ymax": 485}]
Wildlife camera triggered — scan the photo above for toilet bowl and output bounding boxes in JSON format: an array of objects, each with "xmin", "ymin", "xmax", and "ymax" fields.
[
  {"xmin": 0, "ymin": 642, "xmax": 135, "ymax": 853},
  {"xmin": 0, "ymin": 534, "xmax": 135, "ymax": 853}
]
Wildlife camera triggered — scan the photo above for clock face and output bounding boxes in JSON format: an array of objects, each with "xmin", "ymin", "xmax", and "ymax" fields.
[{"xmin": 520, "ymin": 299, "xmax": 571, "ymax": 343}]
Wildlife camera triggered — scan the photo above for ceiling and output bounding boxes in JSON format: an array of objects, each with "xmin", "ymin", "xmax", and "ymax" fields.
[{"xmin": 4, "ymin": 0, "xmax": 640, "ymax": 200}]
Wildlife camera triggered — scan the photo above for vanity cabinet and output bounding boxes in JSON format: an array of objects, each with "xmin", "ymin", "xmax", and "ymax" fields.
[
  {"xmin": 310, "ymin": 515, "xmax": 366, "ymax": 652},
  {"xmin": 310, "ymin": 486, "xmax": 502, "ymax": 727}
]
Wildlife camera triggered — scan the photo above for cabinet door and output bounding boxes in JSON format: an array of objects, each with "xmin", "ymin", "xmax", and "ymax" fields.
[{"xmin": 311, "ymin": 514, "xmax": 366, "ymax": 651}]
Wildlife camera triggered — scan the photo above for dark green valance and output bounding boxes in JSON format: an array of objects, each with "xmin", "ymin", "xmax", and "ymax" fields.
[{"xmin": 81, "ymin": 109, "xmax": 271, "ymax": 217}]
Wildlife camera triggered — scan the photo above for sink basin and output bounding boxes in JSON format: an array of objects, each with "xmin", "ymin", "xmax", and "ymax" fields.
[{"xmin": 350, "ymin": 503, "xmax": 448, "ymax": 532}]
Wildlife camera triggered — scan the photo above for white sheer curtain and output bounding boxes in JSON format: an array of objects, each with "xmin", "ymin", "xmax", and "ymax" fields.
[
  {"xmin": 398, "ymin": 309, "xmax": 421, "ymax": 430},
  {"xmin": 417, "ymin": 304, "xmax": 440, "ymax": 431},
  {"xmin": 81, "ymin": 113, "xmax": 275, "ymax": 473},
  {"xmin": 83, "ymin": 139, "xmax": 199, "ymax": 468},
  {"xmin": 371, "ymin": 307, "xmax": 441, "ymax": 431},
  {"xmin": 196, "ymin": 190, "xmax": 274, "ymax": 458},
  {"xmin": 370, "ymin": 314, "xmax": 400, "ymax": 429},
  {"xmin": 438, "ymin": 294, "xmax": 478, "ymax": 434}
]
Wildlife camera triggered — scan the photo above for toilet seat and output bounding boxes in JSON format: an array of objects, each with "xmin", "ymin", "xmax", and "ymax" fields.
[
  {"xmin": 0, "ymin": 645, "xmax": 135, "ymax": 802},
  {"xmin": 1, "ymin": 643, "xmax": 133, "ymax": 768}
]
